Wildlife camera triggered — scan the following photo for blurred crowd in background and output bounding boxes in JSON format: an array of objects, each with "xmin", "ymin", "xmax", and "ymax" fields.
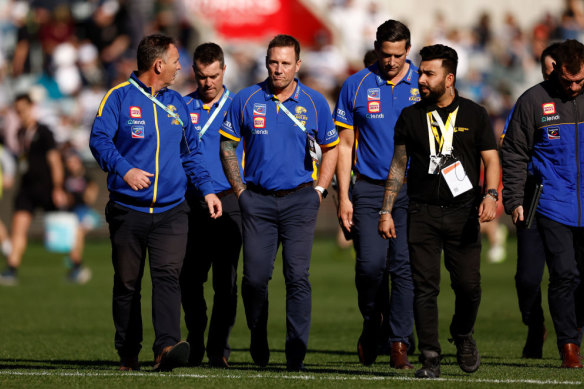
[{"xmin": 0, "ymin": 0, "xmax": 583, "ymax": 160}]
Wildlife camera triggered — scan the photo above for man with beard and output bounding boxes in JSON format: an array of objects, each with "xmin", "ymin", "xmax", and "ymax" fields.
[
  {"xmin": 502, "ymin": 39, "xmax": 584, "ymax": 368},
  {"xmin": 378, "ymin": 44, "xmax": 499, "ymax": 378},
  {"xmin": 181, "ymin": 42, "xmax": 242, "ymax": 368},
  {"xmin": 333, "ymin": 19, "xmax": 416, "ymax": 369}
]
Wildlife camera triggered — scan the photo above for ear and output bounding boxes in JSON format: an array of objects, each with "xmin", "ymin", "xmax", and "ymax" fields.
[
  {"xmin": 295, "ymin": 58, "xmax": 302, "ymax": 73},
  {"xmin": 445, "ymin": 73, "xmax": 455, "ymax": 88},
  {"xmin": 154, "ymin": 59, "xmax": 163, "ymax": 74}
]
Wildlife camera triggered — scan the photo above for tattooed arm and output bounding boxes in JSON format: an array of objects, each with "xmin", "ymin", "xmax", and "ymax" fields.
[
  {"xmin": 378, "ymin": 144, "xmax": 408, "ymax": 239},
  {"xmin": 220, "ymin": 135, "xmax": 246, "ymax": 198}
]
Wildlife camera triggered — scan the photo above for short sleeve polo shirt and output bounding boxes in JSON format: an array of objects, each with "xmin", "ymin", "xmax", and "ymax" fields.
[
  {"xmin": 220, "ymin": 79, "xmax": 338, "ymax": 191},
  {"xmin": 184, "ymin": 87, "xmax": 243, "ymax": 193},
  {"xmin": 333, "ymin": 60, "xmax": 420, "ymax": 180}
]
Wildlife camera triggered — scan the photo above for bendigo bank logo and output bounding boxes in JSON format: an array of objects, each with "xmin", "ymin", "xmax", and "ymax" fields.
[
  {"xmin": 253, "ymin": 116, "xmax": 265, "ymax": 129},
  {"xmin": 368, "ymin": 101, "xmax": 381, "ymax": 113},
  {"xmin": 130, "ymin": 106, "xmax": 142, "ymax": 118}
]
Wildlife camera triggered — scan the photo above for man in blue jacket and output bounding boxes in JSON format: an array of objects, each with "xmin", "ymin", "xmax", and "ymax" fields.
[
  {"xmin": 90, "ymin": 34, "xmax": 222, "ymax": 372},
  {"xmin": 502, "ymin": 39, "xmax": 584, "ymax": 369}
]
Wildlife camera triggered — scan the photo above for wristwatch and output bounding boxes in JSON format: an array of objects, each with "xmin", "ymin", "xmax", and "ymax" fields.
[
  {"xmin": 315, "ymin": 185, "xmax": 328, "ymax": 198},
  {"xmin": 486, "ymin": 188, "xmax": 499, "ymax": 201}
]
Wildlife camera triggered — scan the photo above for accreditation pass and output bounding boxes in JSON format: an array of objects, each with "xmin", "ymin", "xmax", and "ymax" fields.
[{"xmin": 441, "ymin": 160, "xmax": 472, "ymax": 197}]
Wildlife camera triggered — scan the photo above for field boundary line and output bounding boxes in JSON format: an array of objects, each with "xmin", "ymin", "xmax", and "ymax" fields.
[{"xmin": 0, "ymin": 370, "xmax": 581, "ymax": 385}]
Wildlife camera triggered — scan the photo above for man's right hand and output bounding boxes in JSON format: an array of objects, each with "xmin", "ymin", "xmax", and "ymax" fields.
[
  {"xmin": 338, "ymin": 198, "xmax": 353, "ymax": 232},
  {"xmin": 378, "ymin": 213, "xmax": 396, "ymax": 239},
  {"xmin": 512, "ymin": 205, "xmax": 524, "ymax": 225},
  {"xmin": 123, "ymin": 168, "xmax": 154, "ymax": 191}
]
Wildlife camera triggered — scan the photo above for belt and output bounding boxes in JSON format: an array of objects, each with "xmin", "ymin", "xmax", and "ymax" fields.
[
  {"xmin": 355, "ymin": 173, "xmax": 407, "ymax": 185},
  {"xmin": 247, "ymin": 181, "xmax": 313, "ymax": 197},
  {"xmin": 216, "ymin": 189, "xmax": 234, "ymax": 199}
]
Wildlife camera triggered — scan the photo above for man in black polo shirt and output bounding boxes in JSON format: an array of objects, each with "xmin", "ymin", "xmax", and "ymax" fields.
[{"xmin": 378, "ymin": 44, "xmax": 500, "ymax": 378}]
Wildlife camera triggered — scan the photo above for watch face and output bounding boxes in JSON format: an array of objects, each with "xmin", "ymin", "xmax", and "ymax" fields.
[{"xmin": 322, "ymin": 189, "xmax": 328, "ymax": 198}]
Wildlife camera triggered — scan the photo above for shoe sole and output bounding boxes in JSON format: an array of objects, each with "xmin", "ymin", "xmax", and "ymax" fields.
[
  {"xmin": 154, "ymin": 341, "xmax": 190, "ymax": 372},
  {"xmin": 459, "ymin": 353, "xmax": 480, "ymax": 373}
]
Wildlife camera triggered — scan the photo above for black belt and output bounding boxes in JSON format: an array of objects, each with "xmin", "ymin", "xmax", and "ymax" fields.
[
  {"xmin": 247, "ymin": 181, "xmax": 313, "ymax": 197},
  {"xmin": 216, "ymin": 189, "xmax": 234, "ymax": 199},
  {"xmin": 356, "ymin": 173, "xmax": 406, "ymax": 185}
]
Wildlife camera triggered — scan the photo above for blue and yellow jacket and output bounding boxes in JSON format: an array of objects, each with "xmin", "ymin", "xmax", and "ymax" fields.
[
  {"xmin": 90, "ymin": 72, "xmax": 214, "ymax": 213},
  {"xmin": 502, "ymin": 77, "xmax": 584, "ymax": 227}
]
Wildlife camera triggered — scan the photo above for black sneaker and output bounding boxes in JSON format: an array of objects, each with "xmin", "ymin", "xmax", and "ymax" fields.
[
  {"xmin": 450, "ymin": 334, "xmax": 480, "ymax": 373},
  {"xmin": 0, "ymin": 267, "xmax": 18, "ymax": 286},
  {"xmin": 414, "ymin": 351, "xmax": 440, "ymax": 378}
]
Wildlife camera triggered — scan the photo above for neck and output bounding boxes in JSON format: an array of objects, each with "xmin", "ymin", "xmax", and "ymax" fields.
[
  {"xmin": 138, "ymin": 71, "xmax": 165, "ymax": 95},
  {"xmin": 202, "ymin": 86, "xmax": 225, "ymax": 106},
  {"xmin": 436, "ymin": 89, "xmax": 455, "ymax": 108},
  {"xmin": 385, "ymin": 61, "xmax": 410, "ymax": 84},
  {"xmin": 271, "ymin": 80, "xmax": 297, "ymax": 101}
]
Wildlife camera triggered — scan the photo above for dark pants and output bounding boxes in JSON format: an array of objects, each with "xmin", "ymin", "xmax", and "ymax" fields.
[
  {"xmin": 180, "ymin": 192, "xmax": 242, "ymax": 362},
  {"xmin": 536, "ymin": 214, "xmax": 584, "ymax": 349},
  {"xmin": 408, "ymin": 202, "xmax": 481, "ymax": 355},
  {"xmin": 352, "ymin": 179, "xmax": 413, "ymax": 345},
  {"xmin": 515, "ymin": 221, "xmax": 546, "ymax": 329},
  {"xmin": 239, "ymin": 185, "xmax": 320, "ymax": 365},
  {"xmin": 106, "ymin": 200, "xmax": 188, "ymax": 359}
]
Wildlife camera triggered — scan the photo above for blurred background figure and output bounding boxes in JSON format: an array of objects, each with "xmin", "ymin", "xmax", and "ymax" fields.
[
  {"xmin": 0, "ymin": 93, "xmax": 67, "ymax": 286},
  {"xmin": 61, "ymin": 145, "xmax": 98, "ymax": 284},
  {"xmin": 0, "ymin": 138, "xmax": 16, "ymax": 259}
]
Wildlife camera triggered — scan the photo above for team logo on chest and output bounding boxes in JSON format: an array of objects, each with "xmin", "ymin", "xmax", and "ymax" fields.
[
  {"xmin": 253, "ymin": 103, "xmax": 267, "ymax": 116},
  {"xmin": 367, "ymin": 88, "xmax": 381, "ymax": 100},
  {"xmin": 295, "ymin": 105, "xmax": 308, "ymax": 127},
  {"xmin": 190, "ymin": 113, "xmax": 199, "ymax": 124},
  {"xmin": 167, "ymin": 105, "xmax": 180, "ymax": 125},
  {"xmin": 547, "ymin": 126, "xmax": 560, "ymax": 140},
  {"xmin": 130, "ymin": 106, "xmax": 142, "ymax": 118}
]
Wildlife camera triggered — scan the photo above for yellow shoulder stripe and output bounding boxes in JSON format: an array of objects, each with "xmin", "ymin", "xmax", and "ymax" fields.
[
  {"xmin": 219, "ymin": 129, "xmax": 240, "ymax": 142},
  {"xmin": 97, "ymin": 81, "xmax": 130, "ymax": 117},
  {"xmin": 334, "ymin": 121, "xmax": 353, "ymax": 130}
]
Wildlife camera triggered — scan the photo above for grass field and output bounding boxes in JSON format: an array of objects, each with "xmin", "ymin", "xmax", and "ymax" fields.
[{"xmin": 0, "ymin": 236, "xmax": 581, "ymax": 388}]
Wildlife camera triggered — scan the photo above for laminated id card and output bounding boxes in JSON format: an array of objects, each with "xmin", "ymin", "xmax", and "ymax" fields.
[{"xmin": 441, "ymin": 160, "xmax": 472, "ymax": 197}]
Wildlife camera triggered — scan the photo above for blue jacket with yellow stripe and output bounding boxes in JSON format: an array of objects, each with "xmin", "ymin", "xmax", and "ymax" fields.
[
  {"xmin": 502, "ymin": 77, "xmax": 584, "ymax": 227},
  {"xmin": 90, "ymin": 72, "xmax": 214, "ymax": 213}
]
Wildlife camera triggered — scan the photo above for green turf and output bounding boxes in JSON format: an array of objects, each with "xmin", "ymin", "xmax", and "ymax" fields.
[{"xmin": 0, "ymin": 236, "xmax": 581, "ymax": 388}]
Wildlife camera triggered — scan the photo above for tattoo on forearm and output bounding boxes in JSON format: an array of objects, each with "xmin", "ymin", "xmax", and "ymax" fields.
[
  {"xmin": 220, "ymin": 138, "xmax": 245, "ymax": 193},
  {"xmin": 381, "ymin": 145, "xmax": 407, "ymax": 212}
]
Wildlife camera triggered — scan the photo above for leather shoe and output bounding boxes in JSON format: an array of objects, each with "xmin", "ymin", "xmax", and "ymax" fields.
[
  {"xmin": 250, "ymin": 330, "xmax": 270, "ymax": 367},
  {"xmin": 119, "ymin": 356, "xmax": 139, "ymax": 371},
  {"xmin": 561, "ymin": 343, "xmax": 583, "ymax": 368},
  {"xmin": 522, "ymin": 325, "xmax": 547, "ymax": 359},
  {"xmin": 390, "ymin": 342, "xmax": 413, "ymax": 369},
  {"xmin": 209, "ymin": 356, "xmax": 229, "ymax": 368},
  {"xmin": 153, "ymin": 341, "xmax": 190, "ymax": 372}
]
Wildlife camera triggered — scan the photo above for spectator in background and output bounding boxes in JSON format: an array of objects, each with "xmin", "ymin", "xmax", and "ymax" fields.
[
  {"xmin": 0, "ymin": 93, "xmax": 67, "ymax": 286},
  {"xmin": 0, "ymin": 139, "xmax": 15, "ymax": 260},
  {"xmin": 61, "ymin": 147, "xmax": 97, "ymax": 284}
]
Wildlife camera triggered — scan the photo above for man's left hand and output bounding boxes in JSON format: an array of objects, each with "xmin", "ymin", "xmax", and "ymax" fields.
[
  {"xmin": 204, "ymin": 193, "xmax": 223, "ymax": 219},
  {"xmin": 478, "ymin": 196, "xmax": 497, "ymax": 222}
]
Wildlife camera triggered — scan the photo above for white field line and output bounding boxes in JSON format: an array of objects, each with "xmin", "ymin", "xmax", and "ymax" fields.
[{"xmin": 0, "ymin": 370, "xmax": 581, "ymax": 386}]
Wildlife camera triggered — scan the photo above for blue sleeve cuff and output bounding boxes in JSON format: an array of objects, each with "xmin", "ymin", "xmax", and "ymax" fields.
[
  {"xmin": 115, "ymin": 159, "xmax": 133, "ymax": 179},
  {"xmin": 197, "ymin": 181, "xmax": 215, "ymax": 197}
]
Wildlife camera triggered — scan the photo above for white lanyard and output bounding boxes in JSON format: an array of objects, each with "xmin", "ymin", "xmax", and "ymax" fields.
[
  {"xmin": 199, "ymin": 90, "xmax": 230, "ymax": 140},
  {"xmin": 128, "ymin": 77, "xmax": 191, "ymax": 152},
  {"xmin": 128, "ymin": 78, "xmax": 184, "ymax": 128},
  {"xmin": 274, "ymin": 98, "xmax": 307, "ymax": 133},
  {"xmin": 426, "ymin": 107, "xmax": 458, "ymax": 157}
]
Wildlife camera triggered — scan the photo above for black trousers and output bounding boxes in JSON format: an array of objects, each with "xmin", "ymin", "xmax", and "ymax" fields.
[
  {"xmin": 106, "ymin": 200, "xmax": 188, "ymax": 359},
  {"xmin": 408, "ymin": 202, "xmax": 481, "ymax": 355},
  {"xmin": 180, "ymin": 192, "xmax": 242, "ymax": 362},
  {"xmin": 515, "ymin": 221, "xmax": 546, "ymax": 329},
  {"xmin": 536, "ymin": 214, "xmax": 584, "ymax": 349}
]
